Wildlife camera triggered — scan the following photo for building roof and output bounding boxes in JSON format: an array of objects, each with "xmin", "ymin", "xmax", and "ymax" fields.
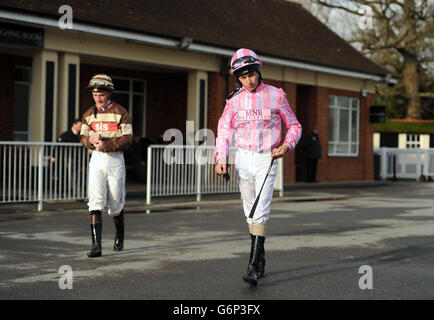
[
  {"xmin": 374, "ymin": 119, "xmax": 434, "ymax": 134},
  {"xmin": 0, "ymin": 0, "xmax": 389, "ymax": 77}
]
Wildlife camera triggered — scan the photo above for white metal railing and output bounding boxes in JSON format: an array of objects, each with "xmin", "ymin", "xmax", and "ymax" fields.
[
  {"xmin": 146, "ymin": 145, "xmax": 284, "ymax": 204},
  {"xmin": 375, "ymin": 147, "xmax": 434, "ymax": 180},
  {"xmin": 1, "ymin": 142, "xmax": 285, "ymax": 209},
  {"xmin": 0, "ymin": 142, "xmax": 89, "ymax": 211}
]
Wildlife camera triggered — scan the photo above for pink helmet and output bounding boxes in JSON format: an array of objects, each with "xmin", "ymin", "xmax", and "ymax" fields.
[{"xmin": 230, "ymin": 48, "xmax": 262, "ymax": 76}]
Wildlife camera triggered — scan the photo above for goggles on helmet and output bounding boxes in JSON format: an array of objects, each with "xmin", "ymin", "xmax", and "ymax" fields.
[
  {"xmin": 231, "ymin": 56, "xmax": 260, "ymax": 70},
  {"xmin": 87, "ymin": 74, "xmax": 114, "ymax": 92}
]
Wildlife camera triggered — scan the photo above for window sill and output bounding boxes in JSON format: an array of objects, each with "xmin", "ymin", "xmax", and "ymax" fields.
[{"xmin": 328, "ymin": 154, "xmax": 359, "ymax": 158}]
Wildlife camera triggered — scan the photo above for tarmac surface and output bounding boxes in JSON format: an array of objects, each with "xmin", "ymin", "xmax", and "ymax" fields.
[{"xmin": 1, "ymin": 180, "xmax": 434, "ymax": 301}]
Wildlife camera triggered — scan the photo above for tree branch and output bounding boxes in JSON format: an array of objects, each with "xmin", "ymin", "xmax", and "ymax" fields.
[{"xmin": 315, "ymin": 0, "xmax": 364, "ymax": 16}]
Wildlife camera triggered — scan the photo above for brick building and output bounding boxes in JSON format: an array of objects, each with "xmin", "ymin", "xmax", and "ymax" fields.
[{"xmin": 0, "ymin": 0, "xmax": 391, "ymax": 184}]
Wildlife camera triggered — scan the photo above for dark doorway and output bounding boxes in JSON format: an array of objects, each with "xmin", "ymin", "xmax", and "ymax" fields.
[
  {"xmin": 295, "ymin": 84, "xmax": 315, "ymax": 182},
  {"xmin": 380, "ymin": 132, "xmax": 398, "ymax": 147}
]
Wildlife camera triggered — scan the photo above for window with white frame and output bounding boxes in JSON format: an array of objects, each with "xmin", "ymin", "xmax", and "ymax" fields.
[
  {"xmin": 112, "ymin": 77, "xmax": 146, "ymax": 137},
  {"xmin": 406, "ymin": 133, "xmax": 420, "ymax": 148},
  {"xmin": 328, "ymin": 95, "xmax": 360, "ymax": 156}
]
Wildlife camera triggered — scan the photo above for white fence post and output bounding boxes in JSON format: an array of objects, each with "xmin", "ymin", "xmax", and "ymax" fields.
[
  {"xmin": 37, "ymin": 145, "xmax": 44, "ymax": 212},
  {"xmin": 380, "ymin": 147, "xmax": 387, "ymax": 180},
  {"xmin": 146, "ymin": 146, "xmax": 152, "ymax": 205},
  {"xmin": 423, "ymin": 149, "xmax": 428, "ymax": 177},
  {"xmin": 416, "ymin": 149, "xmax": 422, "ymax": 180},
  {"xmin": 196, "ymin": 157, "xmax": 202, "ymax": 202}
]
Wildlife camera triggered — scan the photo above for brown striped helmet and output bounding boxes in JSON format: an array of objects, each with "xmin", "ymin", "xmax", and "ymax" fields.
[{"xmin": 87, "ymin": 74, "xmax": 114, "ymax": 92}]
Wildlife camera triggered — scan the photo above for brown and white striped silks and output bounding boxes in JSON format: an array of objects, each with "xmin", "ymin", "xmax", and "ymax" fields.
[{"xmin": 80, "ymin": 102, "xmax": 133, "ymax": 152}]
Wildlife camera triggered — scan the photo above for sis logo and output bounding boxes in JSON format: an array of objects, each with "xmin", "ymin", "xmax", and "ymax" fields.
[{"xmin": 91, "ymin": 122, "xmax": 118, "ymax": 131}]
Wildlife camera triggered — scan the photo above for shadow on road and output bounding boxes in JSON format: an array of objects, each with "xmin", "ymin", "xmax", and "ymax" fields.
[{"xmin": 260, "ymin": 241, "xmax": 434, "ymax": 288}]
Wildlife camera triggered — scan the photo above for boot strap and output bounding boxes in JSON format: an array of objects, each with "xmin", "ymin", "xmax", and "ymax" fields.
[{"xmin": 90, "ymin": 211, "xmax": 102, "ymax": 224}]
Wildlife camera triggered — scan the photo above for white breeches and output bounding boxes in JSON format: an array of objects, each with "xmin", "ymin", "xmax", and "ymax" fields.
[
  {"xmin": 87, "ymin": 151, "xmax": 126, "ymax": 216},
  {"xmin": 235, "ymin": 148, "xmax": 278, "ymax": 225}
]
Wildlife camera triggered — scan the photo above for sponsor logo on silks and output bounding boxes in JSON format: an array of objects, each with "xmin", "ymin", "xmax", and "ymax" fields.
[
  {"xmin": 91, "ymin": 122, "xmax": 118, "ymax": 131},
  {"xmin": 238, "ymin": 109, "xmax": 271, "ymax": 121}
]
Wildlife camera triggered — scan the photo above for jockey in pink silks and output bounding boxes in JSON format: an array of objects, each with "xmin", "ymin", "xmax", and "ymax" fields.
[{"xmin": 215, "ymin": 48, "xmax": 302, "ymax": 286}]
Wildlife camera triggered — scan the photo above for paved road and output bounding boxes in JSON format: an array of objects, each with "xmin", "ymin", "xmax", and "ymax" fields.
[{"xmin": 1, "ymin": 181, "xmax": 434, "ymax": 300}]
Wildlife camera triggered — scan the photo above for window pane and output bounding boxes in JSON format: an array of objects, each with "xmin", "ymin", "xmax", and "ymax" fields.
[
  {"xmin": 132, "ymin": 95, "xmax": 144, "ymax": 136},
  {"xmin": 328, "ymin": 143, "xmax": 335, "ymax": 154},
  {"xmin": 15, "ymin": 68, "xmax": 31, "ymax": 82},
  {"xmin": 351, "ymin": 110, "xmax": 358, "ymax": 142},
  {"xmin": 406, "ymin": 134, "xmax": 420, "ymax": 148},
  {"xmin": 337, "ymin": 96, "xmax": 349, "ymax": 108},
  {"xmin": 336, "ymin": 143, "xmax": 349, "ymax": 154},
  {"xmin": 329, "ymin": 108, "xmax": 337, "ymax": 142},
  {"xmin": 329, "ymin": 95, "xmax": 335, "ymax": 106},
  {"xmin": 115, "ymin": 93, "xmax": 129, "ymax": 110},
  {"xmin": 339, "ymin": 109, "xmax": 349, "ymax": 142},
  {"xmin": 13, "ymin": 132, "xmax": 28, "ymax": 141},
  {"xmin": 114, "ymin": 78, "xmax": 129, "ymax": 92},
  {"xmin": 13, "ymin": 83, "xmax": 30, "ymax": 132},
  {"xmin": 351, "ymin": 99, "xmax": 358, "ymax": 110},
  {"xmin": 133, "ymin": 80, "xmax": 145, "ymax": 93},
  {"xmin": 351, "ymin": 144, "xmax": 357, "ymax": 154}
]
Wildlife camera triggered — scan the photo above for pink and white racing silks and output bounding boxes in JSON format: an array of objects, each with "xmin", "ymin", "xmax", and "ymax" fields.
[{"xmin": 215, "ymin": 82, "xmax": 302, "ymax": 163}]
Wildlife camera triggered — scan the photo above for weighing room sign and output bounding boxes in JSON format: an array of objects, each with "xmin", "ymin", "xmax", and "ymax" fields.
[{"xmin": 0, "ymin": 22, "xmax": 44, "ymax": 48}]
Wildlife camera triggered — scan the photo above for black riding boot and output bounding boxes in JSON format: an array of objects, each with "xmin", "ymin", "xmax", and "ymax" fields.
[
  {"xmin": 243, "ymin": 235, "xmax": 265, "ymax": 286},
  {"xmin": 256, "ymin": 235, "xmax": 266, "ymax": 278},
  {"xmin": 113, "ymin": 210, "xmax": 124, "ymax": 251},
  {"xmin": 247, "ymin": 234, "xmax": 266, "ymax": 278},
  {"xmin": 88, "ymin": 211, "xmax": 102, "ymax": 258}
]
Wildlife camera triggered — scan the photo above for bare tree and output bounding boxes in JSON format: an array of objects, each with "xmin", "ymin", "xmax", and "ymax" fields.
[
  {"xmin": 290, "ymin": 0, "xmax": 333, "ymax": 24},
  {"xmin": 311, "ymin": 0, "xmax": 434, "ymax": 119}
]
